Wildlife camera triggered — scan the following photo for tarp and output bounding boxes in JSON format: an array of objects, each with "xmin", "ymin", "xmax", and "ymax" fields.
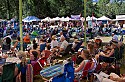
[
  {"xmin": 23, "ymin": 16, "xmax": 40, "ymax": 22},
  {"xmin": 97, "ymin": 16, "xmax": 111, "ymax": 20}
]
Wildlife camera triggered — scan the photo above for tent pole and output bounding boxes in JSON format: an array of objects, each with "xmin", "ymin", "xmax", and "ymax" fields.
[
  {"xmin": 19, "ymin": 0, "xmax": 23, "ymax": 51},
  {"xmin": 84, "ymin": 0, "xmax": 87, "ymax": 46}
]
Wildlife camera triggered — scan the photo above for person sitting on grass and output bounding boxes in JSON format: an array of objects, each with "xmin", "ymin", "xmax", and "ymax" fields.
[
  {"xmin": 23, "ymin": 33, "xmax": 30, "ymax": 44},
  {"xmin": 15, "ymin": 51, "xmax": 32, "ymax": 82},
  {"xmin": 58, "ymin": 36, "xmax": 68, "ymax": 56},
  {"xmin": 29, "ymin": 51, "xmax": 38, "ymax": 67},
  {"xmin": 75, "ymin": 50, "xmax": 91, "ymax": 72}
]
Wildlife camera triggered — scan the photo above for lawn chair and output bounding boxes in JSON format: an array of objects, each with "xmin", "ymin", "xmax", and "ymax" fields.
[
  {"xmin": 74, "ymin": 61, "xmax": 92, "ymax": 82},
  {"xmin": 0, "ymin": 63, "xmax": 15, "ymax": 82}
]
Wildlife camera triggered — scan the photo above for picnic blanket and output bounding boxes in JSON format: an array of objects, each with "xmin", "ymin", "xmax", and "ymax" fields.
[{"xmin": 40, "ymin": 64, "xmax": 64, "ymax": 78}]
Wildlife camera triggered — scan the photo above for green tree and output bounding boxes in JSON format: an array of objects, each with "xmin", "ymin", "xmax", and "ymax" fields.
[{"xmin": 97, "ymin": 0, "xmax": 110, "ymax": 17}]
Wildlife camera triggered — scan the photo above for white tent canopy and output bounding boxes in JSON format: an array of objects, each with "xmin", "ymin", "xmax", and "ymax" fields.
[
  {"xmin": 86, "ymin": 16, "xmax": 97, "ymax": 21},
  {"xmin": 60, "ymin": 17, "xmax": 65, "ymax": 21},
  {"xmin": 114, "ymin": 15, "xmax": 125, "ymax": 21},
  {"xmin": 86, "ymin": 16, "xmax": 91, "ymax": 21},
  {"xmin": 97, "ymin": 16, "xmax": 111, "ymax": 20},
  {"xmin": 50, "ymin": 17, "xmax": 60, "ymax": 21},
  {"xmin": 60, "ymin": 17, "xmax": 70, "ymax": 21},
  {"xmin": 42, "ymin": 17, "xmax": 51, "ymax": 22},
  {"xmin": 91, "ymin": 16, "xmax": 97, "ymax": 20}
]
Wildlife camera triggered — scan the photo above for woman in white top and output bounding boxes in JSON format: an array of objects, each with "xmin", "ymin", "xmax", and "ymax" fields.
[{"xmin": 50, "ymin": 35, "xmax": 59, "ymax": 49}]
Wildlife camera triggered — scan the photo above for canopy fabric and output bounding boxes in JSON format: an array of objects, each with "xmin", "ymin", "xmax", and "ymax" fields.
[
  {"xmin": 86, "ymin": 16, "xmax": 91, "ymax": 21},
  {"xmin": 113, "ymin": 19, "xmax": 125, "ymax": 21},
  {"xmin": 60, "ymin": 17, "xmax": 70, "ymax": 21},
  {"xmin": 23, "ymin": 16, "xmax": 40, "ymax": 22},
  {"xmin": 114, "ymin": 15, "xmax": 125, "ymax": 21},
  {"xmin": 41, "ymin": 17, "xmax": 51, "ymax": 22},
  {"xmin": 97, "ymin": 16, "xmax": 111, "ymax": 20},
  {"xmin": 91, "ymin": 16, "xmax": 97, "ymax": 20},
  {"xmin": 86, "ymin": 16, "xmax": 97, "ymax": 21},
  {"xmin": 50, "ymin": 17, "xmax": 60, "ymax": 21}
]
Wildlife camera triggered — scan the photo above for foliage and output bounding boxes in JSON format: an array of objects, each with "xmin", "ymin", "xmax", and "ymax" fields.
[{"xmin": 0, "ymin": 0, "xmax": 125, "ymax": 19}]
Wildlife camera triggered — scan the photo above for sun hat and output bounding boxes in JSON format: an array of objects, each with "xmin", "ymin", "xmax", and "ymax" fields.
[{"xmin": 52, "ymin": 35, "xmax": 57, "ymax": 40}]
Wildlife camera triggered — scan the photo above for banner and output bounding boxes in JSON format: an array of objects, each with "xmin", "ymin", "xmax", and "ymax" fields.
[{"xmin": 71, "ymin": 15, "xmax": 81, "ymax": 20}]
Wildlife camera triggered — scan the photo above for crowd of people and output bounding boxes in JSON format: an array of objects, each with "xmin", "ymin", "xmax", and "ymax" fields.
[
  {"xmin": 0, "ymin": 20, "xmax": 125, "ymax": 82},
  {"xmin": 0, "ymin": 20, "xmax": 124, "ymax": 39}
]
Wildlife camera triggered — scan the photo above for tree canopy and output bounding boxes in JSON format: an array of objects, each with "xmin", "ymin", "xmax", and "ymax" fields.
[{"xmin": 0, "ymin": 0, "xmax": 125, "ymax": 19}]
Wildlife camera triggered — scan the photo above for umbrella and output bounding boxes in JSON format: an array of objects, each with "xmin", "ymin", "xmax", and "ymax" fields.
[{"xmin": 23, "ymin": 16, "xmax": 40, "ymax": 22}]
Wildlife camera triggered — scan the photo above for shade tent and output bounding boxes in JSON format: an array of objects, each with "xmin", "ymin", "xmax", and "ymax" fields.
[
  {"xmin": 23, "ymin": 16, "xmax": 40, "ymax": 22},
  {"xmin": 86, "ymin": 16, "xmax": 97, "ymax": 21},
  {"xmin": 60, "ymin": 17, "xmax": 70, "ymax": 21},
  {"xmin": 113, "ymin": 19, "xmax": 125, "ymax": 21},
  {"xmin": 113, "ymin": 15, "xmax": 125, "ymax": 21},
  {"xmin": 86, "ymin": 16, "xmax": 91, "ymax": 21},
  {"xmin": 97, "ymin": 16, "xmax": 111, "ymax": 20},
  {"xmin": 51, "ymin": 17, "xmax": 60, "ymax": 21},
  {"xmin": 91, "ymin": 16, "xmax": 97, "ymax": 20},
  {"xmin": 41, "ymin": 17, "xmax": 51, "ymax": 22}
]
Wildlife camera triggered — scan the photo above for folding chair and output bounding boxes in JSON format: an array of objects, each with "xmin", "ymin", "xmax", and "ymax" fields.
[
  {"xmin": 0, "ymin": 63, "xmax": 15, "ymax": 82},
  {"xmin": 74, "ymin": 61, "xmax": 92, "ymax": 82}
]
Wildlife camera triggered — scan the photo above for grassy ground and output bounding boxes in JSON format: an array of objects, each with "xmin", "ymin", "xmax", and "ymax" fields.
[{"xmin": 1, "ymin": 36, "xmax": 125, "ymax": 82}]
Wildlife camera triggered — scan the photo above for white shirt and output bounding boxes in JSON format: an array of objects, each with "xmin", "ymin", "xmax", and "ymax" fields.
[
  {"xmin": 60, "ymin": 40, "xmax": 68, "ymax": 50},
  {"xmin": 50, "ymin": 40, "xmax": 59, "ymax": 49}
]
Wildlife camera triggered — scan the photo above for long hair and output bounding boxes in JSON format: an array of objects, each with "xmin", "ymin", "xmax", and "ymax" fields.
[
  {"xmin": 17, "ymin": 51, "xmax": 27, "ymax": 67},
  {"xmin": 87, "ymin": 43, "xmax": 95, "ymax": 55},
  {"xmin": 82, "ymin": 50, "xmax": 92, "ymax": 60},
  {"xmin": 6, "ymin": 37, "xmax": 11, "ymax": 44}
]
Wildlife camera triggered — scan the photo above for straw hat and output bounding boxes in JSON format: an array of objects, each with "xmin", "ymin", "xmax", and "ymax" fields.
[{"xmin": 52, "ymin": 35, "xmax": 57, "ymax": 40}]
